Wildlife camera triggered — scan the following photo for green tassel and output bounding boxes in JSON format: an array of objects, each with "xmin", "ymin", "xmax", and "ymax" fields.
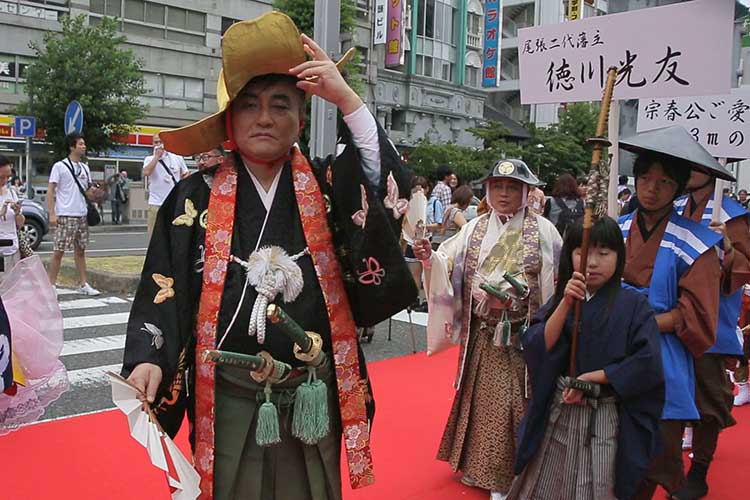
[
  {"xmin": 256, "ymin": 384, "xmax": 281, "ymax": 447},
  {"xmin": 501, "ymin": 311, "xmax": 512, "ymax": 346},
  {"xmin": 292, "ymin": 367, "xmax": 330, "ymax": 445}
]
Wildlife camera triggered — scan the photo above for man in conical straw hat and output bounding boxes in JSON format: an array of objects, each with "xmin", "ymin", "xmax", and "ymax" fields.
[
  {"xmin": 616, "ymin": 126, "xmax": 734, "ymax": 500},
  {"xmin": 121, "ymin": 11, "xmax": 416, "ymax": 500}
]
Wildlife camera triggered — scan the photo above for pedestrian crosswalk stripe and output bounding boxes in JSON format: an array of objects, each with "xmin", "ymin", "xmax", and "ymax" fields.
[
  {"xmin": 58, "ymin": 298, "xmax": 126, "ymax": 311},
  {"xmin": 67, "ymin": 363, "xmax": 122, "ymax": 387},
  {"xmin": 61, "ymin": 334, "xmax": 126, "ymax": 356},
  {"xmin": 392, "ymin": 309, "xmax": 428, "ymax": 327},
  {"xmin": 63, "ymin": 312, "xmax": 130, "ymax": 330},
  {"xmin": 100, "ymin": 296, "xmax": 129, "ymax": 305},
  {"xmin": 55, "ymin": 288, "xmax": 78, "ymax": 296}
]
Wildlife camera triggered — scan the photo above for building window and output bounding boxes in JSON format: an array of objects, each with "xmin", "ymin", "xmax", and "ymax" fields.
[
  {"xmin": 141, "ymin": 73, "xmax": 204, "ymax": 111},
  {"xmin": 89, "ymin": 0, "xmax": 206, "ymax": 46},
  {"xmin": 415, "ymin": 0, "xmax": 457, "ymax": 82},
  {"xmin": 221, "ymin": 17, "xmax": 239, "ymax": 35},
  {"xmin": 467, "ymin": 13, "xmax": 481, "ymax": 35},
  {"xmin": 465, "ymin": 66, "xmax": 479, "ymax": 87},
  {"xmin": 391, "ymin": 110, "xmax": 406, "ymax": 132},
  {"xmin": 0, "ymin": 54, "xmax": 32, "ymax": 95}
]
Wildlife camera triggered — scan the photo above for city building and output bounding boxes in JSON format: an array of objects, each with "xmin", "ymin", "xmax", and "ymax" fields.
[{"xmin": 0, "ymin": 0, "xmax": 610, "ymax": 194}]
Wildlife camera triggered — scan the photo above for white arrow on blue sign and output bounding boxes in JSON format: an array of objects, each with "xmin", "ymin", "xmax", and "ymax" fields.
[
  {"xmin": 64, "ymin": 100, "xmax": 84, "ymax": 135},
  {"xmin": 14, "ymin": 116, "xmax": 36, "ymax": 137}
]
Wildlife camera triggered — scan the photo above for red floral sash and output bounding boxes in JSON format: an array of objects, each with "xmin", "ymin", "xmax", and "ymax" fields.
[{"xmin": 193, "ymin": 153, "xmax": 374, "ymax": 499}]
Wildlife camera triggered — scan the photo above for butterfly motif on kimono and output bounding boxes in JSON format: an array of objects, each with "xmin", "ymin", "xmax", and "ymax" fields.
[
  {"xmin": 351, "ymin": 184, "xmax": 368, "ymax": 228},
  {"xmin": 383, "ymin": 172, "xmax": 408, "ymax": 219},
  {"xmin": 152, "ymin": 273, "xmax": 175, "ymax": 304},
  {"xmin": 141, "ymin": 323, "xmax": 164, "ymax": 350},
  {"xmin": 172, "ymin": 199, "xmax": 198, "ymax": 227}
]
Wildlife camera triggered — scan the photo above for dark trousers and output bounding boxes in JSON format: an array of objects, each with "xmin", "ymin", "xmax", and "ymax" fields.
[
  {"xmin": 693, "ymin": 354, "xmax": 735, "ymax": 467},
  {"xmin": 111, "ymin": 200, "xmax": 121, "ymax": 224},
  {"xmin": 634, "ymin": 420, "xmax": 685, "ymax": 498}
]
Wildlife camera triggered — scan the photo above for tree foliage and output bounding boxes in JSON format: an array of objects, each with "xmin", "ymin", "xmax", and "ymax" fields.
[
  {"xmin": 15, "ymin": 15, "xmax": 146, "ymax": 158},
  {"xmin": 407, "ymin": 141, "xmax": 492, "ymax": 184},
  {"xmin": 409, "ymin": 103, "xmax": 600, "ymax": 187}
]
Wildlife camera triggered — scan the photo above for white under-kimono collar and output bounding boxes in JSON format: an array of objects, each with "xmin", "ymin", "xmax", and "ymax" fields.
[{"xmin": 243, "ymin": 160, "xmax": 284, "ymax": 212}]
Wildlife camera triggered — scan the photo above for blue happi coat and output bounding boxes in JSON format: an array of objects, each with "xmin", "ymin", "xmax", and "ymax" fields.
[
  {"xmin": 619, "ymin": 211, "xmax": 722, "ymax": 420},
  {"xmin": 675, "ymin": 193, "xmax": 747, "ymax": 356}
]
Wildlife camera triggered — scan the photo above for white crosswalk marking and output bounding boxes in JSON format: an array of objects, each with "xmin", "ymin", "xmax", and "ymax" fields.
[
  {"xmin": 67, "ymin": 364, "xmax": 123, "ymax": 387},
  {"xmin": 63, "ymin": 312, "xmax": 130, "ymax": 330},
  {"xmin": 58, "ymin": 298, "xmax": 127, "ymax": 311},
  {"xmin": 61, "ymin": 334, "xmax": 126, "ymax": 356},
  {"xmin": 43, "ymin": 290, "xmax": 426, "ymax": 421},
  {"xmin": 392, "ymin": 309, "xmax": 428, "ymax": 327}
]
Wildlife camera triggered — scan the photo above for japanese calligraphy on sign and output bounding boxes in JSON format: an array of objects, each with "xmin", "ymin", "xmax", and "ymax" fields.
[
  {"xmin": 373, "ymin": 0, "xmax": 387, "ymax": 45},
  {"xmin": 568, "ymin": 0, "xmax": 582, "ymax": 21},
  {"xmin": 385, "ymin": 0, "xmax": 405, "ymax": 67},
  {"xmin": 518, "ymin": 0, "xmax": 733, "ymax": 104},
  {"xmin": 482, "ymin": 0, "xmax": 502, "ymax": 88},
  {"xmin": 637, "ymin": 88, "xmax": 750, "ymax": 160}
]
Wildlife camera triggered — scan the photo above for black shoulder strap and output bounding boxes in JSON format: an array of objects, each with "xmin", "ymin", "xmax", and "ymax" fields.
[
  {"xmin": 554, "ymin": 197, "xmax": 571, "ymax": 214},
  {"xmin": 63, "ymin": 159, "xmax": 89, "ymax": 202},
  {"xmin": 158, "ymin": 158, "xmax": 178, "ymax": 184}
]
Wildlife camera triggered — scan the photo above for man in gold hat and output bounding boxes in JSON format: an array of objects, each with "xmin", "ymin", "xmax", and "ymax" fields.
[{"xmin": 120, "ymin": 11, "xmax": 416, "ymax": 500}]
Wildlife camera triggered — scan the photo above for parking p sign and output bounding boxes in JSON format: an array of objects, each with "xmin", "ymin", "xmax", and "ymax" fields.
[{"xmin": 14, "ymin": 116, "xmax": 36, "ymax": 137}]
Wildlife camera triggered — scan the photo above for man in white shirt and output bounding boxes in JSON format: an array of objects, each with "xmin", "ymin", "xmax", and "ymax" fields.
[
  {"xmin": 47, "ymin": 133, "xmax": 100, "ymax": 296},
  {"xmin": 143, "ymin": 133, "xmax": 189, "ymax": 238}
]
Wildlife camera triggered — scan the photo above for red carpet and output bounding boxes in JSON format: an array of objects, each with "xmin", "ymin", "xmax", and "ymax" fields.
[{"xmin": 2, "ymin": 347, "xmax": 747, "ymax": 499}]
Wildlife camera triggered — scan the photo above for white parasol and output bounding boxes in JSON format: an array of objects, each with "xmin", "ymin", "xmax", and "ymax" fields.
[{"xmin": 107, "ymin": 372, "xmax": 201, "ymax": 500}]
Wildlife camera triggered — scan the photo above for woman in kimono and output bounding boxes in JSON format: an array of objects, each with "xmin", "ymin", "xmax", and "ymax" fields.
[
  {"xmin": 0, "ymin": 255, "xmax": 68, "ymax": 434},
  {"xmin": 413, "ymin": 159, "xmax": 562, "ymax": 500},
  {"xmin": 509, "ymin": 217, "xmax": 664, "ymax": 500}
]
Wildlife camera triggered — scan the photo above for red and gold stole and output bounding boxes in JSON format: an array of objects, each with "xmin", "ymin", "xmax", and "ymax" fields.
[{"xmin": 193, "ymin": 151, "xmax": 374, "ymax": 499}]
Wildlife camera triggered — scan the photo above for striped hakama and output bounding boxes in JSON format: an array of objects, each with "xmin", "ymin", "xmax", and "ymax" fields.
[{"xmin": 508, "ymin": 378, "xmax": 619, "ymax": 500}]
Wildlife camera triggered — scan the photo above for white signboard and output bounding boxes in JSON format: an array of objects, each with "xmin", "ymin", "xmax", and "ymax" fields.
[
  {"xmin": 518, "ymin": 0, "xmax": 733, "ymax": 105},
  {"xmin": 373, "ymin": 0, "xmax": 387, "ymax": 45},
  {"xmin": 637, "ymin": 88, "xmax": 750, "ymax": 160}
]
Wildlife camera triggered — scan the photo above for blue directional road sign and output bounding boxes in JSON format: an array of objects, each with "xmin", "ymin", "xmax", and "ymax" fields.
[
  {"xmin": 14, "ymin": 116, "xmax": 36, "ymax": 137},
  {"xmin": 64, "ymin": 100, "xmax": 84, "ymax": 135}
]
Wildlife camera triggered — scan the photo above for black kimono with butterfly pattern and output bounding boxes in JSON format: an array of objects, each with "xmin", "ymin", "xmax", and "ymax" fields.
[{"xmin": 121, "ymin": 122, "xmax": 416, "ymax": 438}]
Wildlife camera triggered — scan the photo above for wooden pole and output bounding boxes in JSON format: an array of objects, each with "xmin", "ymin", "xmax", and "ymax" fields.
[{"xmin": 569, "ymin": 67, "xmax": 618, "ymax": 378}]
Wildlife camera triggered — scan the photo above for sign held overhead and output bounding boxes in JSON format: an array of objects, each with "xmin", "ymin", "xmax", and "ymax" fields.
[
  {"xmin": 518, "ymin": 0, "xmax": 733, "ymax": 105},
  {"xmin": 637, "ymin": 88, "xmax": 750, "ymax": 160}
]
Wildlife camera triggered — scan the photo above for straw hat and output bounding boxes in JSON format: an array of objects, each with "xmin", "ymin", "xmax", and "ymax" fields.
[{"xmin": 160, "ymin": 11, "xmax": 353, "ymax": 156}]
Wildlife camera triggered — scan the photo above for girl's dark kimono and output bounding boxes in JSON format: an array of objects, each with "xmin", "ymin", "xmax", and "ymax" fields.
[{"xmin": 513, "ymin": 282, "xmax": 665, "ymax": 500}]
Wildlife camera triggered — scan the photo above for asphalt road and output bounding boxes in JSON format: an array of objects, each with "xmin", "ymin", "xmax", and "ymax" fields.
[
  {"xmin": 36, "ymin": 229, "xmax": 149, "ymax": 257},
  {"xmin": 41, "ymin": 288, "xmax": 428, "ymax": 422}
]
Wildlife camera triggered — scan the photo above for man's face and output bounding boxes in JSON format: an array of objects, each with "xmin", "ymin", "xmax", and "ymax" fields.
[
  {"xmin": 120, "ymin": 171, "xmax": 128, "ymax": 179},
  {"xmin": 231, "ymin": 79, "xmax": 303, "ymax": 162},
  {"xmin": 636, "ymin": 162, "xmax": 680, "ymax": 211},
  {"xmin": 153, "ymin": 135, "xmax": 163, "ymax": 149},
  {"xmin": 195, "ymin": 149, "xmax": 224, "ymax": 171},
  {"xmin": 487, "ymin": 178, "xmax": 524, "ymax": 214},
  {"xmin": 71, "ymin": 138, "xmax": 86, "ymax": 156}
]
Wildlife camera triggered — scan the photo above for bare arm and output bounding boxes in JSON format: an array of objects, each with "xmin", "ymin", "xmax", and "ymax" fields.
[
  {"xmin": 454, "ymin": 211, "xmax": 468, "ymax": 228},
  {"xmin": 47, "ymin": 182, "xmax": 57, "ymax": 225},
  {"xmin": 143, "ymin": 152, "xmax": 162, "ymax": 177}
]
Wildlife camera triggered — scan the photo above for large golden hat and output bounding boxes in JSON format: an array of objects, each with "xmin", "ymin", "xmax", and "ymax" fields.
[{"xmin": 160, "ymin": 11, "xmax": 352, "ymax": 156}]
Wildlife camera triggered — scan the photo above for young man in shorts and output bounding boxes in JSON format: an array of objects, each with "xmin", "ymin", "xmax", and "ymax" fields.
[{"xmin": 47, "ymin": 133, "xmax": 100, "ymax": 296}]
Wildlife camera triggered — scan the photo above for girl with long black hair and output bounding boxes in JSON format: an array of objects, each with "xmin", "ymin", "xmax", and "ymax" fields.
[{"xmin": 508, "ymin": 217, "xmax": 665, "ymax": 500}]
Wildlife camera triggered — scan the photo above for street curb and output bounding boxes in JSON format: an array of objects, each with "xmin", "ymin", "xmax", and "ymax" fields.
[
  {"xmin": 43, "ymin": 259, "xmax": 141, "ymax": 295},
  {"xmin": 89, "ymin": 224, "xmax": 147, "ymax": 234}
]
